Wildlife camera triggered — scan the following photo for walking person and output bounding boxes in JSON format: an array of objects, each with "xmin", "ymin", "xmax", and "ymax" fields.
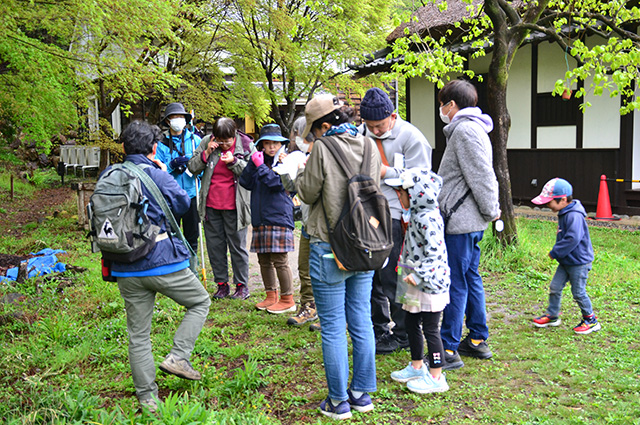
[
  {"xmin": 110, "ymin": 121, "xmax": 210, "ymax": 412},
  {"xmin": 155, "ymin": 102, "xmax": 202, "ymax": 253},
  {"xmin": 358, "ymin": 87, "xmax": 433, "ymax": 354},
  {"xmin": 296, "ymin": 94, "xmax": 381, "ymax": 420},
  {"xmin": 239, "ymin": 124, "xmax": 296, "ymax": 314},
  {"xmin": 188, "ymin": 117, "xmax": 254, "ymax": 299},
  {"xmin": 387, "ymin": 169, "xmax": 450, "ymax": 394},
  {"xmin": 531, "ymin": 178, "xmax": 601, "ymax": 334},
  {"xmin": 436, "ymin": 80, "xmax": 500, "ymax": 370}
]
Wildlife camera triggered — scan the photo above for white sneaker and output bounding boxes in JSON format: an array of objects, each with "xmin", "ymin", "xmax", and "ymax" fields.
[
  {"xmin": 406, "ymin": 373, "xmax": 449, "ymax": 394},
  {"xmin": 159, "ymin": 353, "xmax": 202, "ymax": 380}
]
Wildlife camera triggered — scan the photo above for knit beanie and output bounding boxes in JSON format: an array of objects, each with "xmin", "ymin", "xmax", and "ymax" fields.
[{"xmin": 360, "ymin": 87, "xmax": 394, "ymax": 121}]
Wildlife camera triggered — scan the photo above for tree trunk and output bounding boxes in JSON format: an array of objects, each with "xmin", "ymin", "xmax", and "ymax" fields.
[{"xmin": 487, "ymin": 58, "xmax": 518, "ymax": 245}]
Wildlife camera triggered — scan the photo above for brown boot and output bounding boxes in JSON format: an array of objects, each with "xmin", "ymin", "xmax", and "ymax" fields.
[
  {"xmin": 266, "ymin": 294, "xmax": 296, "ymax": 314},
  {"xmin": 255, "ymin": 291, "xmax": 278, "ymax": 311}
]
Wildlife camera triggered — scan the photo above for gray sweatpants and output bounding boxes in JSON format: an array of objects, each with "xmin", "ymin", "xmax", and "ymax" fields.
[{"xmin": 117, "ymin": 268, "xmax": 211, "ymax": 401}]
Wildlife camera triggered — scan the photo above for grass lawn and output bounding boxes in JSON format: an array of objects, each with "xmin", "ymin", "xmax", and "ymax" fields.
[{"xmin": 0, "ymin": 175, "xmax": 639, "ymax": 424}]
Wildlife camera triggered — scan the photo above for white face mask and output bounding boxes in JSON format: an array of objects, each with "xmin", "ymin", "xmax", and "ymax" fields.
[
  {"xmin": 169, "ymin": 117, "xmax": 186, "ymax": 133},
  {"xmin": 295, "ymin": 136, "xmax": 310, "ymax": 154},
  {"xmin": 439, "ymin": 106, "xmax": 451, "ymax": 124},
  {"xmin": 376, "ymin": 130, "xmax": 393, "ymax": 139}
]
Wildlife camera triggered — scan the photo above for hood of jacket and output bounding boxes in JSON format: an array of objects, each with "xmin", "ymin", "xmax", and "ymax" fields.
[
  {"xmin": 445, "ymin": 107, "xmax": 493, "ymax": 136},
  {"xmin": 559, "ymin": 199, "xmax": 587, "ymax": 217}
]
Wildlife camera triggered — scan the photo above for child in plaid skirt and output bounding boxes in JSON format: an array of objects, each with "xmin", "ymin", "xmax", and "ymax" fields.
[{"xmin": 239, "ymin": 124, "xmax": 296, "ymax": 313}]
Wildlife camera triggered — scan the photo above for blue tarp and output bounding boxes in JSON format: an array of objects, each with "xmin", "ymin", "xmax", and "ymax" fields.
[{"xmin": 0, "ymin": 248, "xmax": 67, "ymax": 283}]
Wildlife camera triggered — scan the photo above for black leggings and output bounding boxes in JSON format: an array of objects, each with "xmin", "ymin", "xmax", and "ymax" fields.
[{"xmin": 406, "ymin": 311, "xmax": 445, "ymax": 369}]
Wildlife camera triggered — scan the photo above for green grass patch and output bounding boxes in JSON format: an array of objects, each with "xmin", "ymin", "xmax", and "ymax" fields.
[{"xmin": 1, "ymin": 201, "xmax": 639, "ymax": 423}]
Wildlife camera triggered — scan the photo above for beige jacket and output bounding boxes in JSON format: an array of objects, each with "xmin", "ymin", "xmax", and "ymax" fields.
[{"xmin": 296, "ymin": 133, "xmax": 382, "ymax": 243}]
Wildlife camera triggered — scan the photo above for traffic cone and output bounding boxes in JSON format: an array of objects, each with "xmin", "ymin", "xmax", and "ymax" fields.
[{"xmin": 595, "ymin": 175, "xmax": 619, "ymax": 221}]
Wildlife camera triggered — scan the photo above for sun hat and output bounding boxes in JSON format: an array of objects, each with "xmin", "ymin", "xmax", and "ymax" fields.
[
  {"xmin": 255, "ymin": 124, "xmax": 289, "ymax": 150},
  {"xmin": 359, "ymin": 87, "xmax": 394, "ymax": 121},
  {"xmin": 160, "ymin": 103, "xmax": 192, "ymax": 123},
  {"xmin": 301, "ymin": 94, "xmax": 344, "ymax": 139},
  {"xmin": 531, "ymin": 178, "xmax": 573, "ymax": 205}
]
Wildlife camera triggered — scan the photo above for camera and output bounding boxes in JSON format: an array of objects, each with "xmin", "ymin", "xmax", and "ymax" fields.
[{"xmin": 175, "ymin": 164, "xmax": 187, "ymax": 174}]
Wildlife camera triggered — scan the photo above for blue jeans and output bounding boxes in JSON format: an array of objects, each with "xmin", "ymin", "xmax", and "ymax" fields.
[
  {"xmin": 440, "ymin": 231, "xmax": 488, "ymax": 351},
  {"xmin": 309, "ymin": 241, "xmax": 377, "ymax": 401},
  {"xmin": 547, "ymin": 262, "xmax": 593, "ymax": 317}
]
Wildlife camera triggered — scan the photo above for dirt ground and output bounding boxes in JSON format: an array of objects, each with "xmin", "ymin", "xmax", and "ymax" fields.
[{"xmin": 0, "ymin": 184, "xmax": 300, "ymax": 294}]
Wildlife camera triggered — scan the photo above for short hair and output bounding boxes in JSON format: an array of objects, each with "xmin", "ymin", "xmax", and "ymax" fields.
[
  {"xmin": 120, "ymin": 120, "xmax": 159, "ymax": 155},
  {"xmin": 438, "ymin": 79, "xmax": 478, "ymax": 109},
  {"xmin": 194, "ymin": 118, "xmax": 205, "ymax": 125},
  {"xmin": 212, "ymin": 117, "xmax": 237, "ymax": 139},
  {"xmin": 310, "ymin": 106, "xmax": 356, "ymax": 134}
]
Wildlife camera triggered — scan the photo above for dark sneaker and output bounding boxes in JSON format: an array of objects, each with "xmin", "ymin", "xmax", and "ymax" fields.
[
  {"xmin": 287, "ymin": 302, "xmax": 318, "ymax": 326},
  {"xmin": 319, "ymin": 397, "xmax": 352, "ymax": 420},
  {"xmin": 212, "ymin": 282, "xmax": 229, "ymax": 299},
  {"xmin": 230, "ymin": 283, "xmax": 249, "ymax": 300},
  {"xmin": 159, "ymin": 353, "xmax": 202, "ymax": 380},
  {"xmin": 309, "ymin": 322, "xmax": 322, "ymax": 332},
  {"xmin": 395, "ymin": 337, "xmax": 410, "ymax": 351},
  {"xmin": 533, "ymin": 314, "xmax": 561, "ymax": 328},
  {"xmin": 442, "ymin": 351, "xmax": 464, "ymax": 370},
  {"xmin": 347, "ymin": 389, "xmax": 374, "ymax": 413},
  {"xmin": 375, "ymin": 333, "xmax": 399, "ymax": 355},
  {"xmin": 573, "ymin": 316, "xmax": 601, "ymax": 334},
  {"xmin": 457, "ymin": 335, "xmax": 493, "ymax": 359}
]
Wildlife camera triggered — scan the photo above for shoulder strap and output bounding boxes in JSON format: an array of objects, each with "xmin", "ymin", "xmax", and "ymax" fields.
[
  {"xmin": 375, "ymin": 138, "xmax": 390, "ymax": 167},
  {"xmin": 319, "ymin": 135, "xmax": 372, "ymax": 177},
  {"xmin": 122, "ymin": 161, "xmax": 196, "ymax": 257}
]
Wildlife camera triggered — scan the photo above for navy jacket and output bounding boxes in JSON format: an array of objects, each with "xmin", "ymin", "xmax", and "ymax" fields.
[
  {"xmin": 550, "ymin": 200, "xmax": 594, "ymax": 266},
  {"xmin": 110, "ymin": 154, "xmax": 192, "ymax": 274},
  {"xmin": 239, "ymin": 160, "xmax": 294, "ymax": 229}
]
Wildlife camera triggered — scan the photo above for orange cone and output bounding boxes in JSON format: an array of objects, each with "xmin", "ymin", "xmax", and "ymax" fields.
[{"xmin": 595, "ymin": 175, "xmax": 619, "ymax": 221}]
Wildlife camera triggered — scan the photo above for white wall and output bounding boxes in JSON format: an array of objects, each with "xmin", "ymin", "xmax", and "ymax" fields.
[
  {"xmin": 537, "ymin": 41, "xmax": 576, "ymax": 92},
  {"xmin": 583, "ymin": 75, "xmax": 620, "ymax": 149},
  {"xmin": 408, "ymin": 77, "xmax": 436, "ymax": 149},
  {"xmin": 505, "ymin": 44, "xmax": 532, "ymax": 149},
  {"xmin": 537, "ymin": 126, "xmax": 576, "ymax": 148}
]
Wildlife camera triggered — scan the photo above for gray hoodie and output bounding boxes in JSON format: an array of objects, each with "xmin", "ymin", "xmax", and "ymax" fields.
[{"xmin": 437, "ymin": 107, "xmax": 500, "ymax": 235}]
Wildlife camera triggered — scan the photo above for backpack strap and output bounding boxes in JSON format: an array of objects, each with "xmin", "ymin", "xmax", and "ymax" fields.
[
  {"xmin": 122, "ymin": 161, "xmax": 197, "ymax": 258},
  {"xmin": 318, "ymin": 135, "xmax": 372, "ymax": 178}
]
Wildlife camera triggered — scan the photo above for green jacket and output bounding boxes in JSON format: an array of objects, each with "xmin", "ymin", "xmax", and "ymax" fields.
[
  {"xmin": 295, "ymin": 133, "xmax": 382, "ymax": 243},
  {"xmin": 187, "ymin": 132, "xmax": 255, "ymax": 229}
]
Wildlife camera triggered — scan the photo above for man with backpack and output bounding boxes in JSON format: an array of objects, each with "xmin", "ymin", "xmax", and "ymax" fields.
[
  {"xmin": 155, "ymin": 102, "xmax": 202, "ymax": 253},
  {"xmin": 101, "ymin": 120, "xmax": 210, "ymax": 413},
  {"xmin": 358, "ymin": 87, "xmax": 433, "ymax": 355}
]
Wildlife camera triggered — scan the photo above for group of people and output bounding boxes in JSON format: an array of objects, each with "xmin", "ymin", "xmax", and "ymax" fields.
[{"xmin": 106, "ymin": 80, "xmax": 600, "ymax": 418}]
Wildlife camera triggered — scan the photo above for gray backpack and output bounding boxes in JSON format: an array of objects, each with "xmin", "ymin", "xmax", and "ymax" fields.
[{"xmin": 88, "ymin": 163, "xmax": 161, "ymax": 263}]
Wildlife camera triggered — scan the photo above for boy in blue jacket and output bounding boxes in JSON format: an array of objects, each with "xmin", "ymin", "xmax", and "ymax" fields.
[{"xmin": 531, "ymin": 178, "xmax": 601, "ymax": 334}]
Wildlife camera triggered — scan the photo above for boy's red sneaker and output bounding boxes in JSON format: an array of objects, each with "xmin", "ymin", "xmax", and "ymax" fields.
[
  {"xmin": 573, "ymin": 316, "xmax": 601, "ymax": 334},
  {"xmin": 533, "ymin": 314, "xmax": 561, "ymax": 328}
]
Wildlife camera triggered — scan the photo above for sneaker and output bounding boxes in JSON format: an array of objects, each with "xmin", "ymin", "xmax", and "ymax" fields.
[
  {"xmin": 457, "ymin": 335, "xmax": 493, "ymax": 359},
  {"xmin": 395, "ymin": 337, "xmax": 410, "ymax": 351},
  {"xmin": 347, "ymin": 389, "xmax": 374, "ymax": 413},
  {"xmin": 159, "ymin": 353, "xmax": 202, "ymax": 380},
  {"xmin": 573, "ymin": 316, "xmax": 602, "ymax": 334},
  {"xmin": 309, "ymin": 322, "xmax": 322, "ymax": 332},
  {"xmin": 533, "ymin": 314, "xmax": 561, "ymax": 328},
  {"xmin": 407, "ymin": 373, "xmax": 449, "ymax": 394},
  {"xmin": 319, "ymin": 397, "xmax": 352, "ymax": 420},
  {"xmin": 212, "ymin": 282, "xmax": 229, "ymax": 299},
  {"xmin": 442, "ymin": 351, "xmax": 464, "ymax": 370},
  {"xmin": 391, "ymin": 362, "xmax": 428, "ymax": 383},
  {"xmin": 287, "ymin": 302, "xmax": 318, "ymax": 326},
  {"xmin": 230, "ymin": 283, "xmax": 249, "ymax": 300},
  {"xmin": 139, "ymin": 398, "xmax": 158, "ymax": 413},
  {"xmin": 375, "ymin": 333, "xmax": 399, "ymax": 355}
]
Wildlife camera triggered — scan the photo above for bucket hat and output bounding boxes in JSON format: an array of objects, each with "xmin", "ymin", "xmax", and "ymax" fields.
[
  {"xmin": 255, "ymin": 124, "xmax": 289, "ymax": 150},
  {"xmin": 160, "ymin": 103, "xmax": 192, "ymax": 123}
]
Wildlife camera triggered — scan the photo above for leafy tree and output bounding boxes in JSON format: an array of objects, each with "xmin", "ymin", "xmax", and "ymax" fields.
[
  {"xmin": 388, "ymin": 0, "xmax": 640, "ymax": 245},
  {"xmin": 217, "ymin": 0, "xmax": 392, "ymax": 134}
]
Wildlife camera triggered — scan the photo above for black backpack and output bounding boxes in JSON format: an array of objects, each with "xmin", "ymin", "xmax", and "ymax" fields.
[{"xmin": 320, "ymin": 136, "xmax": 393, "ymax": 271}]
